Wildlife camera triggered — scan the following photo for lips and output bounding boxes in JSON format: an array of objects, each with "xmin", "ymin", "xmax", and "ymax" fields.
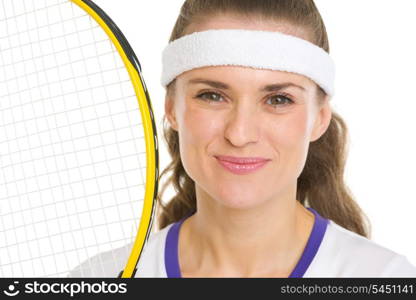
[{"xmin": 214, "ymin": 155, "xmax": 270, "ymax": 175}]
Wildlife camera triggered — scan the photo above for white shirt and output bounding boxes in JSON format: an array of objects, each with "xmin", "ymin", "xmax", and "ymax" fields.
[{"xmin": 68, "ymin": 208, "xmax": 416, "ymax": 277}]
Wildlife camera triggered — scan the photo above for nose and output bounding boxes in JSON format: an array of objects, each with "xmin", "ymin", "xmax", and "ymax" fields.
[{"xmin": 224, "ymin": 102, "xmax": 259, "ymax": 147}]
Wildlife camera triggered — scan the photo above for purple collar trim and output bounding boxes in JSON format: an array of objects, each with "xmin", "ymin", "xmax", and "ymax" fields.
[
  {"xmin": 164, "ymin": 216, "xmax": 187, "ymax": 278},
  {"xmin": 164, "ymin": 207, "xmax": 328, "ymax": 278},
  {"xmin": 287, "ymin": 207, "xmax": 328, "ymax": 278}
]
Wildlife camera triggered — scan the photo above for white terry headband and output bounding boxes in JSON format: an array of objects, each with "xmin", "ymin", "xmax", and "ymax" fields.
[{"xmin": 161, "ymin": 29, "xmax": 335, "ymax": 97}]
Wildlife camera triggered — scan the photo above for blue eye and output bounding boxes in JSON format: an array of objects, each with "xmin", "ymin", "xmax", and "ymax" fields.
[
  {"xmin": 266, "ymin": 94, "xmax": 294, "ymax": 106},
  {"xmin": 196, "ymin": 92, "xmax": 223, "ymax": 102}
]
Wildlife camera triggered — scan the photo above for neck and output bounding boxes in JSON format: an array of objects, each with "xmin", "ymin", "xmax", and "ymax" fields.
[{"xmin": 179, "ymin": 185, "xmax": 314, "ymax": 277}]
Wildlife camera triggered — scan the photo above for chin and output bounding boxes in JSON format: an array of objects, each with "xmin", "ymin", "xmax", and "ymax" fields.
[{"xmin": 212, "ymin": 186, "xmax": 266, "ymax": 210}]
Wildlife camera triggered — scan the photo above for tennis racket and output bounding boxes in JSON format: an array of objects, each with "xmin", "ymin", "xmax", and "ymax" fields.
[{"xmin": 0, "ymin": 0, "xmax": 158, "ymax": 278}]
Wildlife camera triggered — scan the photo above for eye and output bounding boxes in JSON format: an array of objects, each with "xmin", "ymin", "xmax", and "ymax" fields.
[
  {"xmin": 195, "ymin": 91, "xmax": 224, "ymax": 103},
  {"xmin": 266, "ymin": 94, "xmax": 294, "ymax": 107}
]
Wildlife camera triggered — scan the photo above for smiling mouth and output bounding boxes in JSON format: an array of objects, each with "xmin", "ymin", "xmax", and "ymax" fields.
[{"xmin": 214, "ymin": 155, "xmax": 270, "ymax": 175}]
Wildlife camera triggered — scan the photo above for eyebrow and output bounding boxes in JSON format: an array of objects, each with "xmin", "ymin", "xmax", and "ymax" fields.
[{"xmin": 187, "ymin": 78, "xmax": 306, "ymax": 92}]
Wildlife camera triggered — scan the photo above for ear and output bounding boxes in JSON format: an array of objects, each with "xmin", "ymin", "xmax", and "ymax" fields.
[
  {"xmin": 310, "ymin": 95, "xmax": 332, "ymax": 142},
  {"xmin": 165, "ymin": 95, "xmax": 178, "ymax": 131}
]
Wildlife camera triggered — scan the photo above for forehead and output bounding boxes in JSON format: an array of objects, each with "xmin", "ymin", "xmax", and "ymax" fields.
[
  {"xmin": 184, "ymin": 13, "xmax": 311, "ymax": 42},
  {"xmin": 178, "ymin": 66, "xmax": 314, "ymax": 91}
]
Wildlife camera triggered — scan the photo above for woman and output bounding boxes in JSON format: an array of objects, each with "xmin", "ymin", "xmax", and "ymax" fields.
[
  {"xmin": 68, "ymin": 0, "xmax": 415, "ymax": 278},
  {"xmin": 131, "ymin": 0, "xmax": 416, "ymax": 278}
]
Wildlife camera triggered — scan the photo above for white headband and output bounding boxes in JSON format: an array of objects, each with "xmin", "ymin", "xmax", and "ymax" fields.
[{"xmin": 161, "ymin": 29, "xmax": 335, "ymax": 97}]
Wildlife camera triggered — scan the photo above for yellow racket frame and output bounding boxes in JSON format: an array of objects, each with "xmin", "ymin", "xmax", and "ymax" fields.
[{"xmin": 70, "ymin": 0, "xmax": 158, "ymax": 278}]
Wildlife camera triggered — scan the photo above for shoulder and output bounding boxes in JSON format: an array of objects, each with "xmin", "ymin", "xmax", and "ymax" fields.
[
  {"xmin": 68, "ymin": 225, "xmax": 172, "ymax": 278},
  {"xmin": 306, "ymin": 220, "xmax": 416, "ymax": 277},
  {"xmin": 67, "ymin": 243, "xmax": 133, "ymax": 277},
  {"xmin": 134, "ymin": 224, "xmax": 172, "ymax": 278}
]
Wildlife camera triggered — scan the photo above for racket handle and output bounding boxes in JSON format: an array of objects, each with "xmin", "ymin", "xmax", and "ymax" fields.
[{"xmin": 117, "ymin": 268, "xmax": 138, "ymax": 278}]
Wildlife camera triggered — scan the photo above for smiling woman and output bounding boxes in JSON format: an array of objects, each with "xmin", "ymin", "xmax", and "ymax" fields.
[{"xmin": 133, "ymin": 0, "xmax": 416, "ymax": 278}]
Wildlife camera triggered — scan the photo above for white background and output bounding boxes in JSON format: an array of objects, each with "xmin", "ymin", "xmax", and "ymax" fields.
[{"xmin": 93, "ymin": 0, "xmax": 416, "ymax": 265}]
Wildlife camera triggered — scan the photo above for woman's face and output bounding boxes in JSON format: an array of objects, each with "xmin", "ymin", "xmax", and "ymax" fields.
[{"xmin": 165, "ymin": 15, "xmax": 332, "ymax": 209}]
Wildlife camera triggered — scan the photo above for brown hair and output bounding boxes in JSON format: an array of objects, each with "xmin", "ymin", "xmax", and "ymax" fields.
[{"xmin": 157, "ymin": 0, "xmax": 370, "ymax": 237}]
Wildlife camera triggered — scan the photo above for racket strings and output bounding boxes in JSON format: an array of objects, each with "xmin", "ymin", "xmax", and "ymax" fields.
[
  {"xmin": 0, "ymin": 110, "xmax": 142, "ymax": 162},
  {"xmin": 1, "ymin": 0, "xmax": 148, "ymax": 277},
  {"xmin": 1, "ymin": 145, "xmax": 144, "ymax": 189}
]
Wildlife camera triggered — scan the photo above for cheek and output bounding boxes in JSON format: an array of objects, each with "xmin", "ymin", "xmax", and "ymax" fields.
[
  {"xmin": 177, "ymin": 105, "xmax": 223, "ymax": 176},
  {"xmin": 267, "ymin": 109, "xmax": 312, "ymax": 177},
  {"xmin": 178, "ymin": 105, "xmax": 222, "ymax": 145},
  {"xmin": 272, "ymin": 110, "xmax": 310, "ymax": 146}
]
